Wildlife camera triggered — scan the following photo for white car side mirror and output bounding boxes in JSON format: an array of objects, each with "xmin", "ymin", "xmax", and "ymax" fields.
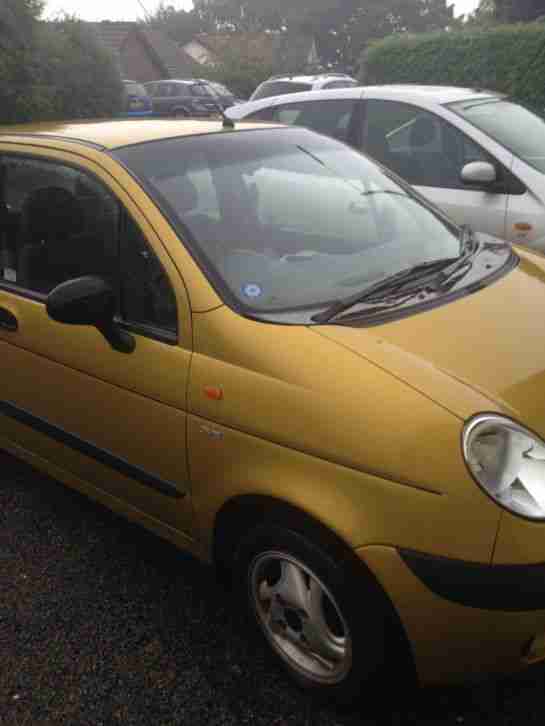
[{"xmin": 461, "ymin": 161, "xmax": 497, "ymax": 186}]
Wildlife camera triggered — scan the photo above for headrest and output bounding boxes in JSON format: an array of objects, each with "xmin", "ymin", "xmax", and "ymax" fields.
[{"xmin": 22, "ymin": 186, "xmax": 83, "ymax": 241}]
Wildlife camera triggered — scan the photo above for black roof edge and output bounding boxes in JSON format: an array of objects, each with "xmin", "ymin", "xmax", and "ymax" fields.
[{"xmin": 0, "ymin": 133, "xmax": 106, "ymax": 151}]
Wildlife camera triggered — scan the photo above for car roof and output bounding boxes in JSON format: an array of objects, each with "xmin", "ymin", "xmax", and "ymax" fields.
[
  {"xmin": 0, "ymin": 119, "xmax": 280, "ymax": 151},
  {"xmin": 362, "ymin": 84, "xmax": 501, "ymax": 105},
  {"xmin": 229, "ymin": 84, "xmax": 502, "ymax": 120},
  {"xmin": 264, "ymin": 74, "xmax": 353, "ymax": 84}
]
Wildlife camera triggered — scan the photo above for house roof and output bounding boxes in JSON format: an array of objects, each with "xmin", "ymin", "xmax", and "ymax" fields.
[
  {"xmin": 191, "ymin": 31, "xmax": 318, "ymax": 69},
  {"xmin": 87, "ymin": 21, "xmax": 200, "ymax": 79},
  {"xmin": 87, "ymin": 21, "xmax": 136, "ymax": 58},
  {"xmin": 137, "ymin": 28, "xmax": 200, "ymax": 78}
]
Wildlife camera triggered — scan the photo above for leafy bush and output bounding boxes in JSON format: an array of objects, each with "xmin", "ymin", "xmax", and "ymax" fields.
[
  {"xmin": 200, "ymin": 49, "xmax": 277, "ymax": 99},
  {"xmin": 361, "ymin": 23, "xmax": 545, "ymax": 114},
  {"xmin": 38, "ymin": 19, "xmax": 123, "ymax": 120},
  {"xmin": 0, "ymin": 12, "xmax": 122, "ymax": 124}
]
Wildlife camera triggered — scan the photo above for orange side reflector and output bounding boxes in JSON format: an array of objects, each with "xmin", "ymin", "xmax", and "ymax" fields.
[
  {"xmin": 204, "ymin": 386, "xmax": 223, "ymax": 401},
  {"xmin": 514, "ymin": 222, "xmax": 533, "ymax": 232}
]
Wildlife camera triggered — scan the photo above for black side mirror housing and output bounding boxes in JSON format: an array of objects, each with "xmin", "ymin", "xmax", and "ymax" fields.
[{"xmin": 46, "ymin": 276, "xmax": 135, "ymax": 353}]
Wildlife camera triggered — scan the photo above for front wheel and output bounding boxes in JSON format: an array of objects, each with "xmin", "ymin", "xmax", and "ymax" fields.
[{"xmin": 234, "ymin": 525, "xmax": 390, "ymax": 703}]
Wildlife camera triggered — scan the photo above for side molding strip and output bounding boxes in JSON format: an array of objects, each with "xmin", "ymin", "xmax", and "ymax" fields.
[{"xmin": 0, "ymin": 399, "xmax": 184, "ymax": 499}]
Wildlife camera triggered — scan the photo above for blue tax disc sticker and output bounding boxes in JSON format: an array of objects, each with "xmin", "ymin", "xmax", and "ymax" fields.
[{"xmin": 242, "ymin": 283, "xmax": 263, "ymax": 298}]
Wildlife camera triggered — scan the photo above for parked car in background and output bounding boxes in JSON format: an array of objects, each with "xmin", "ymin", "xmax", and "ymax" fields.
[
  {"xmin": 121, "ymin": 80, "xmax": 153, "ymax": 117},
  {"xmin": 229, "ymin": 84, "xmax": 545, "ymax": 252},
  {"xmin": 249, "ymin": 73, "xmax": 357, "ymax": 102},
  {"xmin": 4, "ymin": 117, "xmax": 545, "ymax": 702},
  {"xmin": 144, "ymin": 79, "xmax": 220, "ymax": 118},
  {"xmin": 200, "ymin": 80, "xmax": 244, "ymax": 109}
]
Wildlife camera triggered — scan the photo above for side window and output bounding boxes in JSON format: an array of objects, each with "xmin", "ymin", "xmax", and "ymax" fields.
[
  {"xmin": 0, "ymin": 156, "xmax": 118, "ymax": 295},
  {"xmin": 120, "ymin": 215, "xmax": 177, "ymax": 335},
  {"xmin": 363, "ymin": 99, "xmax": 497, "ymax": 190},
  {"xmin": 323, "ymin": 80, "xmax": 357, "ymax": 89},
  {"xmin": 0, "ymin": 155, "xmax": 178, "ymax": 337},
  {"xmin": 273, "ymin": 105, "xmax": 305, "ymax": 125},
  {"xmin": 246, "ymin": 107, "xmax": 275, "ymax": 122},
  {"xmin": 191, "ymin": 85, "xmax": 210, "ymax": 98},
  {"xmin": 271, "ymin": 99, "xmax": 357, "ymax": 142}
]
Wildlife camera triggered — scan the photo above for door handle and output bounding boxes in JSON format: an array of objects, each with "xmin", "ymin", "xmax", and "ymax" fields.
[{"xmin": 0, "ymin": 306, "xmax": 18, "ymax": 331}]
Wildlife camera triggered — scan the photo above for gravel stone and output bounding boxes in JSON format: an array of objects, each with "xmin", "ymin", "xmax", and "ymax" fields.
[{"xmin": 2, "ymin": 451, "xmax": 545, "ymax": 724}]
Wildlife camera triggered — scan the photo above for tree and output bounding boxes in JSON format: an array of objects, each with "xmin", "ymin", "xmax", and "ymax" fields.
[
  {"xmin": 38, "ymin": 17, "xmax": 123, "ymax": 120},
  {"xmin": 145, "ymin": 2, "xmax": 212, "ymax": 45},
  {"xmin": 0, "ymin": 5, "xmax": 122, "ymax": 123},
  {"xmin": 0, "ymin": 0, "xmax": 47, "ymax": 123},
  {"xmin": 193, "ymin": 0, "xmax": 454, "ymax": 69},
  {"xmin": 0, "ymin": 0, "xmax": 43, "ymax": 47},
  {"xmin": 479, "ymin": 0, "xmax": 545, "ymax": 21},
  {"xmin": 317, "ymin": 0, "xmax": 455, "ymax": 71}
]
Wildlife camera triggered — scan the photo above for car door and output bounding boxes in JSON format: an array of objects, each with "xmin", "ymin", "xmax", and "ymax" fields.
[
  {"xmin": 0, "ymin": 148, "xmax": 194, "ymax": 534},
  {"xmin": 150, "ymin": 82, "xmax": 173, "ymax": 116},
  {"xmin": 359, "ymin": 99, "xmax": 512, "ymax": 239},
  {"xmin": 504, "ymin": 158, "xmax": 545, "ymax": 248}
]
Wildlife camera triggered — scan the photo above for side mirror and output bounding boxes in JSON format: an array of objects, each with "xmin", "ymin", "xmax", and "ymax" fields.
[
  {"xmin": 46, "ymin": 276, "xmax": 135, "ymax": 353},
  {"xmin": 460, "ymin": 161, "xmax": 497, "ymax": 186}
]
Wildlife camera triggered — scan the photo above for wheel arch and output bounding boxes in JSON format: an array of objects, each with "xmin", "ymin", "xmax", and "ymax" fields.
[
  {"xmin": 213, "ymin": 493, "xmax": 353, "ymax": 574},
  {"xmin": 212, "ymin": 493, "xmax": 416, "ymax": 683}
]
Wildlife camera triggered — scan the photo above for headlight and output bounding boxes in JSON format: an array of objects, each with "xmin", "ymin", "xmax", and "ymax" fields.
[{"xmin": 463, "ymin": 414, "xmax": 545, "ymax": 520}]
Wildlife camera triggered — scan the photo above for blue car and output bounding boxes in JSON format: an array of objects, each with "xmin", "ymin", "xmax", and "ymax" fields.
[{"xmin": 122, "ymin": 80, "xmax": 153, "ymax": 117}]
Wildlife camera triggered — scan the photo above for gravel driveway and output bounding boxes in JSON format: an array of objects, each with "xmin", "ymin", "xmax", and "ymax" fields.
[{"xmin": 2, "ymin": 450, "xmax": 545, "ymax": 725}]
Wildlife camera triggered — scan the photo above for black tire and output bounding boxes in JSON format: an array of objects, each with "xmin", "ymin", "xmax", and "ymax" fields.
[
  {"xmin": 173, "ymin": 108, "xmax": 188, "ymax": 118},
  {"xmin": 234, "ymin": 524, "xmax": 390, "ymax": 704}
]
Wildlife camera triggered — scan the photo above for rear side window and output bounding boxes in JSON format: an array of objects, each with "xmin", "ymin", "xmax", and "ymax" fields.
[
  {"xmin": 251, "ymin": 81, "xmax": 312, "ymax": 101},
  {"xmin": 124, "ymin": 82, "xmax": 147, "ymax": 96},
  {"xmin": 191, "ymin": 84, "xmax": 214, "ymax": 97},
  {"xmin": 259, "ymin": 99, "xmax": 357, "ymax": 143},
  {"xmin": 323, "ymin": 80, "xmax": 357, "ymax": 89}
]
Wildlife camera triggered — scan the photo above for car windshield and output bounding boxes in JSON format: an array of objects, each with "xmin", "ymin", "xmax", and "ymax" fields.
[
  {"xmin": 448, "ymin": 98, "xmax": 545, "ymax": 174},
  {"xmin": 113, "ymin": 127, "xmax": 461, "ymax": 320},
  {"xmin": 211, "ymin": 83, "xmax": 231, "ymax": 95},
  {"xmin": 124, "ymin": 82, "xmax": 146, "ymax": 96},
  {"xmin": 252, "ymin": 81, "xmax": 313, "ymax": 101}
]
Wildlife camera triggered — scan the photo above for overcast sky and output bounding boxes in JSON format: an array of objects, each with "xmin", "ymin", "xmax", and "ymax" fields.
[{"xmin": 43, "ymin": 0, "xmax": 481, "ymax": 23}]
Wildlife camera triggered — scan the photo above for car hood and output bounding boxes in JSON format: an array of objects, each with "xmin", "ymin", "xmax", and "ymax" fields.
[{"xmin": 314, "ymin": 247, "xmax": 545, "ymax": 436}]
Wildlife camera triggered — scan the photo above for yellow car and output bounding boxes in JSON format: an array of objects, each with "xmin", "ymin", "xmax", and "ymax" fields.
[{"xmin": 2, "ymin": 118, "xmax": 545, "ymax": 702}]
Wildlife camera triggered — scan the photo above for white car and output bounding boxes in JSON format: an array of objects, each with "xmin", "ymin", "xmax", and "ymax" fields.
[
  {"xmin": 249, "ymin": 73, "xmax": 358, "ymax": 101},
  {"xmin": 228, "ymin": 85, "xmax": 545, "ymax": 251}
]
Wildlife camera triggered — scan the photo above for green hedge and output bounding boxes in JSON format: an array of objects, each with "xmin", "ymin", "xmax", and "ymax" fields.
[
  {"xmin": 361, "ymin": 23, "xmax": 545, "ymax": 113},
  {"xmin": 0, "ymin": 18, "xmax": 122, "ymax": 124}
]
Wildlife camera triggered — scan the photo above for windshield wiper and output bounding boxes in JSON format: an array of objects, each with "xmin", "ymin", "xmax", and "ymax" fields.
[
  {"xmin": 433, "ymin": 226, "xmax": 480, "ymax": 288},
  {"xmin": 311, "ymin": 256, "xmax": 461, "ymax": 324},
  {"xmin": 459, "ymin": 98, "xmax": 501, "ymax": 112},
  {"xmin": 312, "ymin": 226, "xmax": 481, "ymax": 324},
  {"xmin": 360, "ymin": 189, "xmax": 409, "ymax": 198}
]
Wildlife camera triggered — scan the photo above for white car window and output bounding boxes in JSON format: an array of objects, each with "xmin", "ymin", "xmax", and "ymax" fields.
[{"xmin": 364, "ymin": 99, "xmax": 494, "ymax": 189}]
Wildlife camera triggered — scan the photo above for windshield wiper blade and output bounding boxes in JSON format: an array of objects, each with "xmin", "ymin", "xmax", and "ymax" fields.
[
  {"xmin": 433, "ymin": 226, "xmax": 480, "ymax": 288},
  {"xmin": 311, "ymin": 256, "xmax": 461, "ymax": 324},
  {"xmin": 360, "ymin": 189, "xmax": 409, "ymax": 198}
]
